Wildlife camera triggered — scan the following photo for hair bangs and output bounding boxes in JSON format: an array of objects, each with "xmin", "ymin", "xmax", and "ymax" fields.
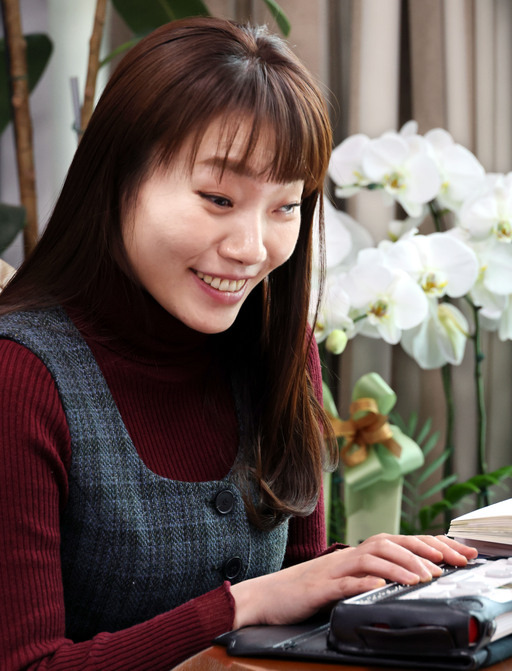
[{"xmin": 144, "ymin": 41, "xmax": 331, "ymax": 195}]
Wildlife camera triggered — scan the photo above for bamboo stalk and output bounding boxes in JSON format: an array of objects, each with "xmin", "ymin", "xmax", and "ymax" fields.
[
  {"xmin": 79, "ymin": 0, "xmax": 108, "ymax": 138},
  {"xmin": 1, "ymin": 0, "xmax": 38, "ymax": 256}
]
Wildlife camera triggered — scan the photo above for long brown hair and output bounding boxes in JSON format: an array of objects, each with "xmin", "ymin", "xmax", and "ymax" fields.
[{"xmin": 0, "ymin": 17, "xmax": 337, "ymax": 529}]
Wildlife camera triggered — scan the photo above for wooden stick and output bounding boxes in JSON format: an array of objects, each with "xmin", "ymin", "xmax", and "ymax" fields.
[
  {"xmin": 79, "ymin": 0, "xmax": 108, "ymax": 138},
  {"xmin": 1, "ymin": 0, "xmax": 38, "ymax": 256}
]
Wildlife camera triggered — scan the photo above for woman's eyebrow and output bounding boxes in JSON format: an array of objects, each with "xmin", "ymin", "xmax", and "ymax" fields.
[
  {"xmin": 196, "ymin": 156, "xmax": 304, "ymax": 190},
  {"xmin": 198, "ymin": 156, "xmax": 265, "ymax": 179}
]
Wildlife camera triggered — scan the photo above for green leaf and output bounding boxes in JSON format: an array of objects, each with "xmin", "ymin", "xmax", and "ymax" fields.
[
  {"xmin": 400, "ymin": 520, "xmax": 417, "ymax": 535},
  {"xmin": 415, "ymin": 450, "xmax": 452, "ymax": 486},
  {"xmin": 491, "ymin": 465, "xmax": 512, "ymax": 479},
  {"xmin": 421, "ymin": 431, "xmax": 441, "ymax": 457},
  {"xmin": 322, "ymin": 381, "xmax": 339, "ymax": 418},
  {"xmin": 419, "ymin": 499, "xmax": 451, "ymax": 530},
  {"xmin": 112, "ymin": 0, "xmax": 210, "ymax": 36},
  {"xmin": 406, "ymin": 411, "xmax": 418, "ymax": 436},
  {"xmin": 444, "ymin": 481, "xmax": 480, "ymax": 504},
  {"xmin": 0, "ymin": 203, "xmax": 25, "ymax": 254},
  {"xmin": 99, "ymin": 37, "xmax": 141, "ymax": 68},
  {"xmin": 415, "ymin": 417, "xmax": 433, "ymax": 446},
  {"xmin": 420, "ymin": 474, "xmax": 458, "ymax": 501},
  {"xmin": 261, "ymin": 0, "xmax": 291, "ymax": 36},
  {"xmin": 389, "ymin": 412, "xmax": 407, "ymax": 434},
  {"xmin": 468, "ymin": 474, "xmax": 499, "ymax": 488},
  {"xmin": 0, "ymin": 34, "xmax": 53, "ymax": 135},
  {"xmin": 401, "ymin": 492, "xmax": 415, "ymax": 508}
]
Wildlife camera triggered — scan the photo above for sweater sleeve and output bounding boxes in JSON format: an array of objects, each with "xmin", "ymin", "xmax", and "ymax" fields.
[{"xmin": 0, "ymin": 340, "xmax": 235, "ymax": 671}]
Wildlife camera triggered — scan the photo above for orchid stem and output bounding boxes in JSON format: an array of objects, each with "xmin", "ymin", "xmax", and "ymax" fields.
[
  {"xmin": 441, "ymin": 364, "xmax": 455, "ymax": 467},
  {"xmin": 466, "ymin": 297, "xmax": 489, "ymax": 507},
  {"xmin": 428, "ymin": 200, "xmax": 444, "ymax": 233},
  {"xmin": 441, "ymin": 364, "xmax": 455, "ymax": 527}
]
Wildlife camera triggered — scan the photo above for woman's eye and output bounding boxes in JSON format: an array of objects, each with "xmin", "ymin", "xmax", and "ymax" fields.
[
  {"xmin": 278, "ymin": 202, "xmax": 301, "ymax": 214},
  {"xmin": 199, "ymin": 192, "xmax": 233, "ymax": 208}
]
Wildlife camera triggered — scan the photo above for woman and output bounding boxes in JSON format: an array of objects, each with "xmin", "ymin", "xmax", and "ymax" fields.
[{"xmin": 0, "ymin": 17, "xmax": 476, "ymax": 670}]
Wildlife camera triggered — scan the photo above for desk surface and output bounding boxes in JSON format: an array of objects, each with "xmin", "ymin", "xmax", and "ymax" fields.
[{"xmin": 176, "ymin": 645, "xmax": 512, "ymax": 670}]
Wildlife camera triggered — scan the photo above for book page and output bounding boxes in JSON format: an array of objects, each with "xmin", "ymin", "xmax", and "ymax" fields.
[{"xmin": 450, "ymin": 498, "xmax": 512, "ymax": 524}]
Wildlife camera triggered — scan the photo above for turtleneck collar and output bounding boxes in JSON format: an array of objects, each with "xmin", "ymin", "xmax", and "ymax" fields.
[{"xmin": 65, "ymin": 286, "xmax": 211, "ymax": 369}]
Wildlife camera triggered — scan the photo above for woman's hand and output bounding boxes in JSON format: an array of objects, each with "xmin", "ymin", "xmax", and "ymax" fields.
[{"xmin": 230, "ymin": 533, "xmax": 478, "ymax": 629}]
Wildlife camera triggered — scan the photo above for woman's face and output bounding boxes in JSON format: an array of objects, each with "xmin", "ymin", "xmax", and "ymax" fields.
[{"xmin": 122, "ymin": 118, "xmax": 304, "ymax": 334}]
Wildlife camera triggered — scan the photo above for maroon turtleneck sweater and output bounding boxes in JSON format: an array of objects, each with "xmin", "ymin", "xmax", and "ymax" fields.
[{"xmin": 0, "ymin": 295, "xmax": 327, "ymax": 670}]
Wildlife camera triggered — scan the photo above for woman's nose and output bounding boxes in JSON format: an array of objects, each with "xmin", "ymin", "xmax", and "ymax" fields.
[{"xmin": 219, "ymin": 212, "xmax": 267, "ymax": 266}]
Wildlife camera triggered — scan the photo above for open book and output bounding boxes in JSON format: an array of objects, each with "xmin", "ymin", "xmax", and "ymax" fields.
[{"xmin": 448, "ymin": 498, "xmax": 512, "ymax": 556}]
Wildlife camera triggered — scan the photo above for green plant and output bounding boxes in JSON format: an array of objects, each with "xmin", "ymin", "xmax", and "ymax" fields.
[
  {"xmin": 327, "ymin": 467, "xmax": 345, "ymax": 545},
  {"xmin": 106, "ymin": 0, "xmax": 290, "ymax": 67},
  {"xmin": 395, "ymin": 411, "xmax": 512, "ymax": 535}
]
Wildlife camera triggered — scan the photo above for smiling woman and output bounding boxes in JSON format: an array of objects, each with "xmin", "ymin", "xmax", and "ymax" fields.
[{"xmin": 0, "ymin": 16, "xmax": 477, "ymax": 671}]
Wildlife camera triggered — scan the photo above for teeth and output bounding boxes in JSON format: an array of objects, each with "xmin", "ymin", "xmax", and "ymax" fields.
[{"xmin": 196, "ymin": 271, "xmax": 246, "ymax": 293}]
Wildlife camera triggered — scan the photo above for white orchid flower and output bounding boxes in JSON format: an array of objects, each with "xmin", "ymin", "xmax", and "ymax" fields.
[
  {"xmin": 447, "ymin": 225, "xmax": 512, "ymax": 302},
  {"xmin": 361, "ymin": 131, "xmax": 442, "ymax": 218},
  {"xmin": 458, "ymin": 173, "xmax": 512, "ymax": 243},
  {"xmin": 471, "ymin": 277, "xmax": 507, "ymax": 320},
  {"xmin": 315, "ymin": 198, "xmax": 352, "ymax": 270},
  {"xmin": 323, "ymin": 198, "xmax": 374, "ymax": 268},
  {"xmin": 311, "ymin": 270, "xmax": 354, "ymax": 344},
  {"xmin": 478, "ymin": 240, "xmax": 512, "ymax": 296},
  {"xmin": 497, "ymin": 297, "xmax": 512, "ymax": 341},
  {"xmin": 466, "ymin": 240, "xmax": 512, "ymax": 334},
  {"xmin": 399, "ymin": 120, "xmax": 419, "ymax": 137},
  {"xmin": 311, "ymin": 199, "xmax": 371, "ymax": 348},
  {"xmin": 454, "ymin": 233, "xmax": 512, "ymax": 307},
  {"xmin": 328, "ymin": 134, "xmax": 371, "ymax": 197},
  {"xmin": 424, "ymin": 129, "xmax": 485, "ymax": 212},
  {"xmin": 401, "ymin": 298, "xmax": 470, "ymax": 369},
  {"xmin": 474, "ymin": 291, "xmax": 512, "ymax": 342},
  {"xmin": 387, "ymin": 215, "xmax": 426, "ymax": 240},
  {"xmin": 376, "ymin": 231, "xmax": 478, "ymax": 299},
  {"xmin": 343, "ymin": 260, "xmax": 428, "ymax": 344},
  {"xmin": 313, "ymin": 198, "xmax": 374, "ymax": 274}
]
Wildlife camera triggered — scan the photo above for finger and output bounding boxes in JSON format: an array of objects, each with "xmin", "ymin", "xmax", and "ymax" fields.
[
  {"xmin": 334, "ymin": 575, "xmax": 387, "ymax": 600},
  {"xmin": 382, "ymin": 534, "xmax": 445, "ymax": 562},
  {"xmin": 342, "ymin": 547, "xmax": 433, "ymax": 584},
  {"xmin": 391, "ymin": 534, "xmax": 477, "ymax": 568},
  {"xmin": 433, "ymin": 535, "xmax": 479, "ymax": 563},
  {"xmin": 356, "ymin": 537, "xmax": 442, "ymax": 580},
  {"xmin": 371, "ymin": 534, "xmax": 466, "ymax": 569},
  {"xmin": 412, "ymin": 534, "xmax": 475, "ymax": 565}
]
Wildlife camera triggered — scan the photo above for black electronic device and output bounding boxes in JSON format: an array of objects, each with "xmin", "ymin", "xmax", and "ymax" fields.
[
  {"xmin": 329, "ymin": 556, "xmax": 512, "ymax": 665},
  {"xmin": 216, "ymin": 557, "xmax": 512, "ymax": 670}
]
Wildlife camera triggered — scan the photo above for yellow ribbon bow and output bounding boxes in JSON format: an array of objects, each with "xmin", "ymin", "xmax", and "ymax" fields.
[{"xmin": 329, "ymin": 397, "xmax": 402, "ymax": 467}]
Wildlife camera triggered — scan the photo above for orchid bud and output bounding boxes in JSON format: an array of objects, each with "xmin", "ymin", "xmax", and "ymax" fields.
[{"xmin": 326, "ymin": 329, "xmax": 348, "ymax": 355}]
